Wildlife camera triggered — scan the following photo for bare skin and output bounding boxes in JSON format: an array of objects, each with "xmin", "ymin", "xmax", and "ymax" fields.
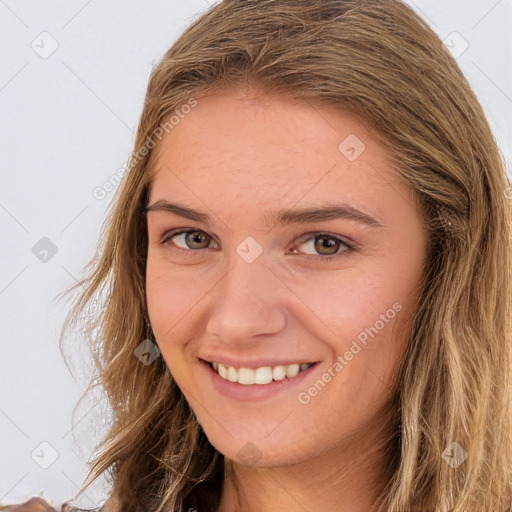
[
  {"xmin": 145, "ymin": 89, "xmax": 427, "ymax": 512},
  {"xmin": 1, "ymin": 497, "xmax": 57, "ymax": 511}
]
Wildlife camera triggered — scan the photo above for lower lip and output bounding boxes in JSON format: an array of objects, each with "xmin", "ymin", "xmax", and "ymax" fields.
[{"xmin": 199, "ymin": 359, "xmax": 319, "ymax": 402}]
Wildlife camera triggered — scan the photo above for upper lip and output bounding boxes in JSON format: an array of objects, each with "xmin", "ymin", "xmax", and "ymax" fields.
[{"xmin": 199, "ymin": 355, "xmax": 319, "ymax": 369}]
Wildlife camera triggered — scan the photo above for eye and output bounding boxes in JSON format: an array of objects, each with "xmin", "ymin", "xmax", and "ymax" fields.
[
  {"xmin": 160, "ymin": 229, "xmax": 218, "ymax": 254},
  {"xmin": 160, "ymin": 229, "xmax": 357, "ymax": 262},
  {"xmin": 290, "ymin": 232, "xmax": 357, "ymax": 261}
]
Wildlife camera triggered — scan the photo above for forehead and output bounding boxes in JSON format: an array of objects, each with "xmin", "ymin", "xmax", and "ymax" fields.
[{"xmin": 148, "ymin": 91, "xmax": 413, "ymax": 225}]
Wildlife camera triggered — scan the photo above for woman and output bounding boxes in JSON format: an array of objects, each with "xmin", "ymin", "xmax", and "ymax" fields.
[{"xmin": 48, "ymin": 0, "xmax": 512, "ymax": 511}]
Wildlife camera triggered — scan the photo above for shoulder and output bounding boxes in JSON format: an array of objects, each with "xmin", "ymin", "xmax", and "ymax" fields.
[
  {"xmin": 0, "ymin": 497, "xmax": 102, "ymax": 512},
  {"xmin": 0, "ymin": 497, "xmax": 58, "ymax": 511}
]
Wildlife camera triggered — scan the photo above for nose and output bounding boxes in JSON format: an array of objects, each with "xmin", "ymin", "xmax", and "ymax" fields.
[{"xmin": 205, "ymin": 249, "xmax": 287, "ymax": 345}]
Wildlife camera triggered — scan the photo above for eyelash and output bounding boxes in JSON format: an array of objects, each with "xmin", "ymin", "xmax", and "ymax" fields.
[{"xmin": 159, "ymin": 229, "xmax": 357, "ymax": 262}]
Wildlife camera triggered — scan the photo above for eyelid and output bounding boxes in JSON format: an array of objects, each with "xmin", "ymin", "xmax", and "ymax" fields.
[
  {"xmin": 159, "ymin": 228, "xmax": 219, "ymax": 249},
  {"xmin": 293, "ymin": 230, "xmax": 357, "ymax": 247}
]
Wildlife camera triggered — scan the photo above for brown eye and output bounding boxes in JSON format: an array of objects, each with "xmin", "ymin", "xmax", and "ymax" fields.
[
  {"xmin": 292, "ymin": 232, "xmax": 356, "ymax": 260},
  {"xmin": 159, "ymin": 229, "xmax": 355, "ymax": 262},
  {"xmin": 314, "ymin": 235, "xmax": 341, "ymax": 255},
  {"xmin": 161, "ymin": 230, "xmax": 217, "ymax": 252}
]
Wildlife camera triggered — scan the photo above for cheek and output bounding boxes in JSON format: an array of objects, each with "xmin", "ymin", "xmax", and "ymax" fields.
[
  {"xmin": 293, "ymin": 268, "xmax": 414, "ymax": 395},
  {"xmin": 146, "ymin": 251, "xmax": 209, "ymax": 319},
  {"xmin": 295, "ymin": 286, "xmax": 406, "ymax": 440},
  {"xmin": 291, "ymin": 267, "xmax": 403, "ymax": 343},
  {"xmin": 145, "ymin": 255, "xmax": 208, "ymax": 354}
]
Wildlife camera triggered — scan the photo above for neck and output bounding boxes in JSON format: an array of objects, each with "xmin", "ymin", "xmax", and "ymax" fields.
[{"xmin": 216, "ymin": 412, "xmax": 397, "ymax": 512}]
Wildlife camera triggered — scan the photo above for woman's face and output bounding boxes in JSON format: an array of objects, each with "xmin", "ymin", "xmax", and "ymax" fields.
[{"xmin": 145, "ymin": 90, "xmax": 426, "ymax": 467}]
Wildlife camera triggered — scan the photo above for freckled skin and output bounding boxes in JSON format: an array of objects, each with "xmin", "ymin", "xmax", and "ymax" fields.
[{"xmin": 145, "ymin": 91, "xmax": 426, "ymax": 512}]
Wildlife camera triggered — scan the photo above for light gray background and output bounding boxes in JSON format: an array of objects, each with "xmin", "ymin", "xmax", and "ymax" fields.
[{"xmin": 1, "ymin": 0, "xmax": 511, "ymax": 508}]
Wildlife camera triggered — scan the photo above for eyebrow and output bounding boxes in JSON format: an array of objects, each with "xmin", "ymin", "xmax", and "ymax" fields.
[
  {"xmin": 144, "ymin": 200, "xmax": 385, "ymax": 229},
  {"xmin": 144, "ymin": 200, "xmax": 385, "ymax": 228}
]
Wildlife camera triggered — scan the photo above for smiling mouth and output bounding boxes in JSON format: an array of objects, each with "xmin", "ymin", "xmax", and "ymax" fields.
[{"xmin": 205, "ymin": 360, "xmax": 317, "ymax": 385}]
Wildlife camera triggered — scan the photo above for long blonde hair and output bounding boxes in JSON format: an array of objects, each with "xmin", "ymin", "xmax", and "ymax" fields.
[{"xmin": 59, "ymin": 1, "xmax": 512, "ymax": 511}]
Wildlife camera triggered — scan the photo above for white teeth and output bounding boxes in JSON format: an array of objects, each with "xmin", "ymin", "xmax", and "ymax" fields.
[
  {"xmin": 272, "ymin": 365, "xmax": 286, "ymax": 381},
  {"xmin": 218, "ymin": 364, "xmax": 227, "ymax": 379},
  {"xmin": 212, "ymin": 362, "xmax": 313, "ymax": 385},
  {"xmin": 227, "ymin": 366, "xmax": 238, "ymax": 382},
  {"xmin": 238, "ymin": 367, "xmax": 255, "ymax": 385},
  {"xmin": 286, "ymin": 363, "xmax": 299, "ymax": 378},
  {"xmin": 254, "ymin": 366, "xmax": 273, "ymax": 384}
]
